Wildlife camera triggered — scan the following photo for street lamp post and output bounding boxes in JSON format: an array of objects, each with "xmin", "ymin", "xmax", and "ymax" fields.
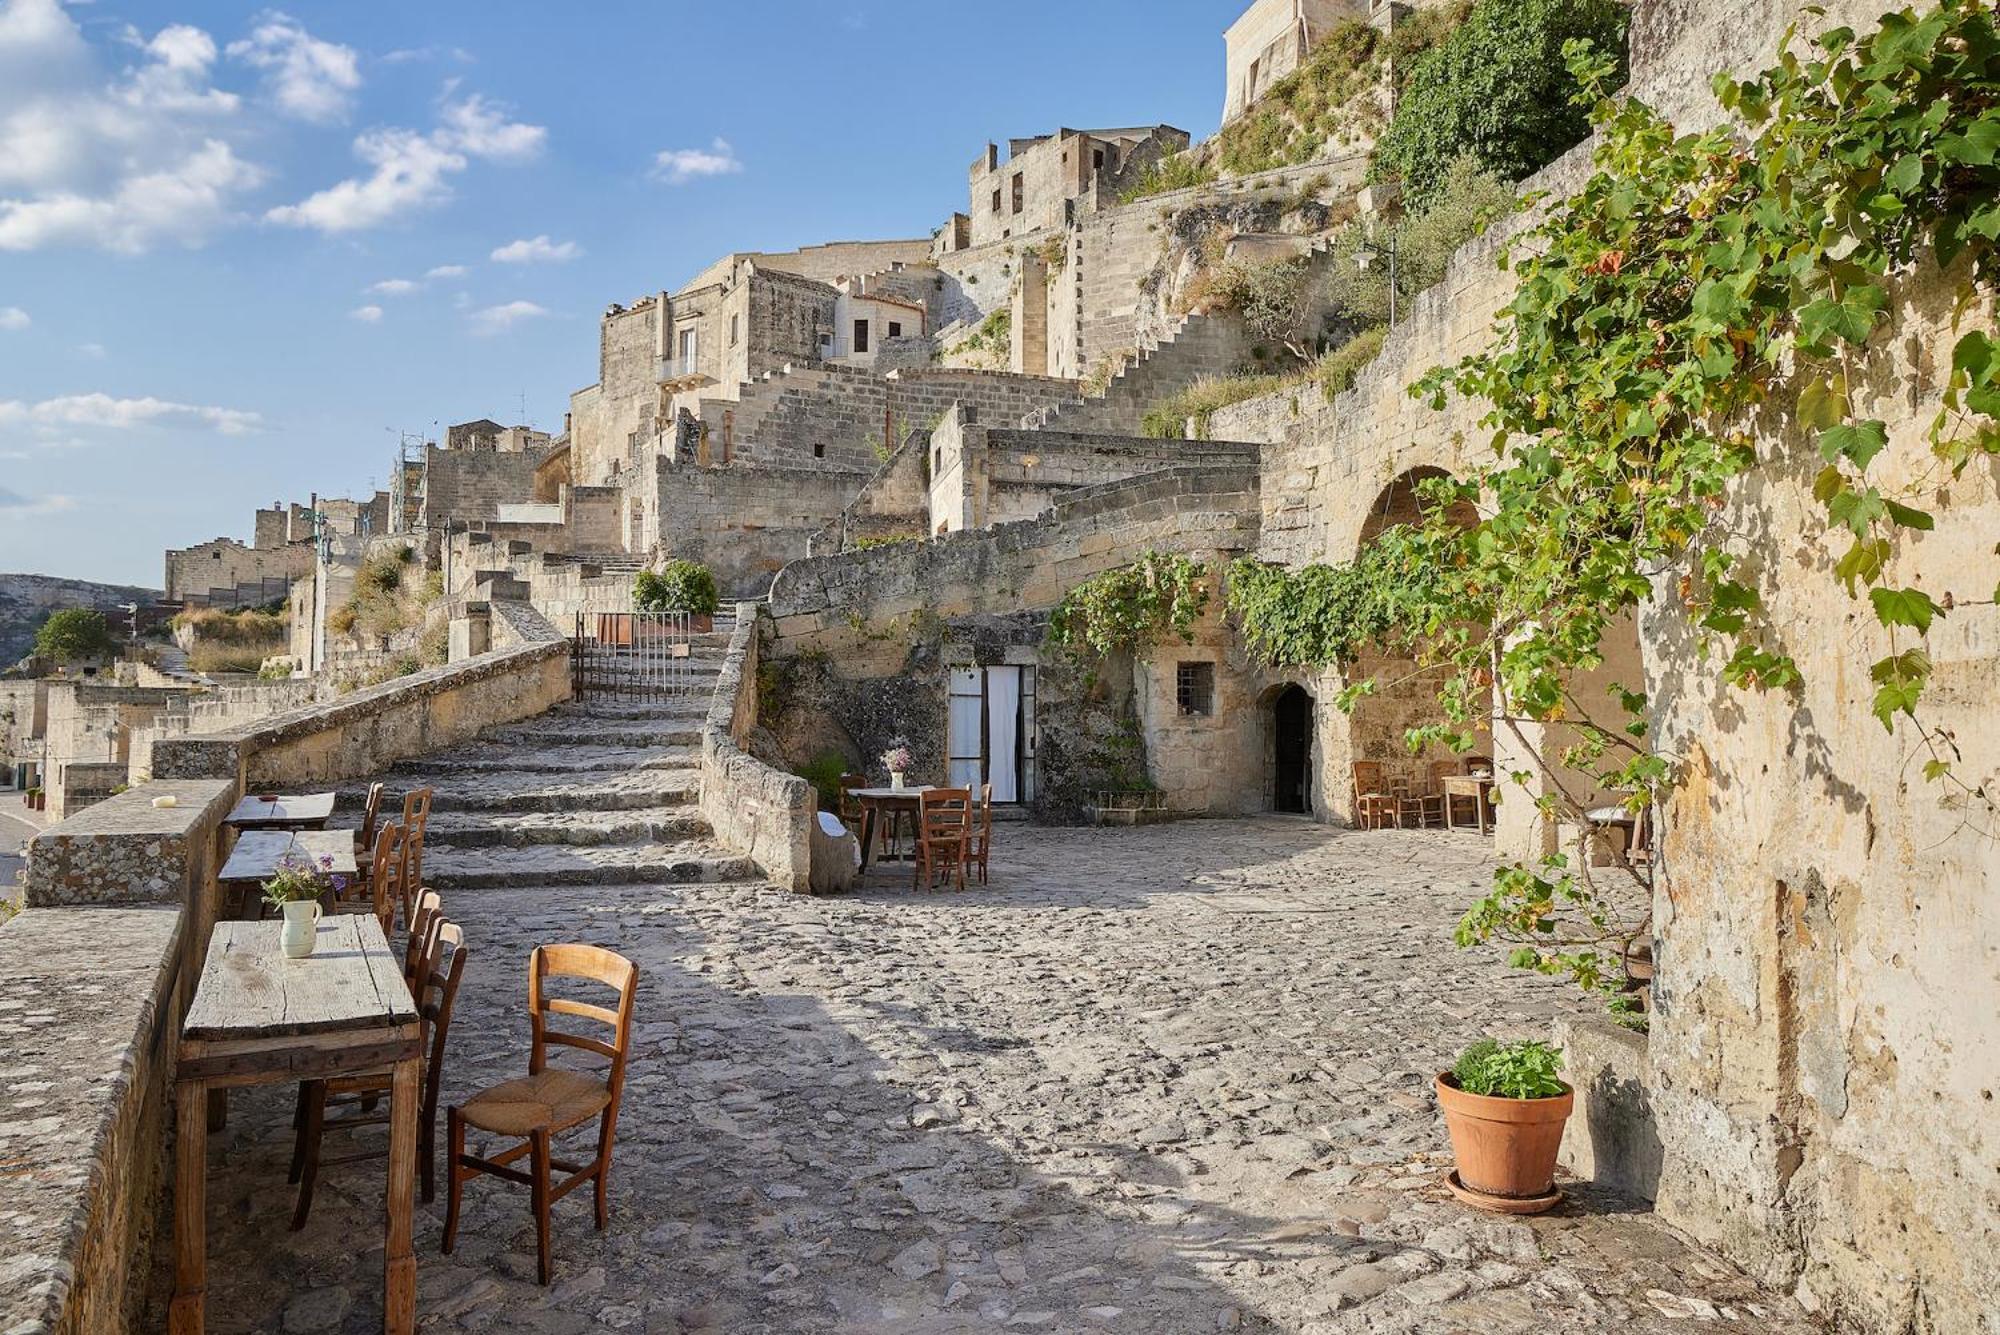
[{"xmin": 1355, "ymin": 231, "xmax": 1399, "ymax": 330}]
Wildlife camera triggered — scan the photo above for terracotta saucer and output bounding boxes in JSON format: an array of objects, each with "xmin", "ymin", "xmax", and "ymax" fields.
[{"xmin": 1443, "ymin": 1169, "xmax": 1562, "ymax": 1215}]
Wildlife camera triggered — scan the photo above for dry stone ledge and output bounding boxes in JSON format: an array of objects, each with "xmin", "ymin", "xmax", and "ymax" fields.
[
  {"xmin": 22, "ymin": 778, "xmax": 233, "ymax": 908},
  {"xmin": 0, "ymin": 905, "xmax": 181, "ymax": 1335}
]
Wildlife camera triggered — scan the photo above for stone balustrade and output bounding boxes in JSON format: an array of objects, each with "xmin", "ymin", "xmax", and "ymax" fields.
[{"xmin": 698, "ymin": 603, "xmax": 815, "ymax": 893}]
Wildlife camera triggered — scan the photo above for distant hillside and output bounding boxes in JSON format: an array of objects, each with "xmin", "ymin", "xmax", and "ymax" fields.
[{"xmin": 0, "ymin": 573, "xmax": 160, "ymax": 668}]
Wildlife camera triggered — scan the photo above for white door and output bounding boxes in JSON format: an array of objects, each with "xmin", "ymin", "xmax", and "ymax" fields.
[{"xmin": 945, "ymin": 667, "xmax": 1036, "ymax": 803}]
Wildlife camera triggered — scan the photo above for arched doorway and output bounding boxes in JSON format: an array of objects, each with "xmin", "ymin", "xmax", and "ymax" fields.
[{"xmin": 1272, "ymin": 684, "xmax": 1314, "ymax": 814}]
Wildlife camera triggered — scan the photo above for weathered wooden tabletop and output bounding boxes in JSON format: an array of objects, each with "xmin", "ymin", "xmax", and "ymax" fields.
[
  {"xmin": 184, "ymin": 915, "xmax": 417, "ymax": 1042},
  {"xmin": 216, "ymin": 829, "xmax": 358, "ymax": 885},
  {"xmin": 222, "ymin": 791, "xmax": 337, "ymax": 830}
]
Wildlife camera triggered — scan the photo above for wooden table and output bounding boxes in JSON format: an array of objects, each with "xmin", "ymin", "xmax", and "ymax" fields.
[
  {"xmin": 1442, "ymin": 775, "xmax": 1496, "ymax": 834},
  {"xmin": 218, "ymin": 830, "xmax": 359, "ymax": 919},
  {"xmin": 853, "ymin": 786, "xmax": 933, "ymax": 877},
  {"xmin": 173, "ymin": 915, "xmax": 422, "ymax": 1334},
  {"xmin": 223, "ymin": 791, "xmax": 337, "ymax": 831}
]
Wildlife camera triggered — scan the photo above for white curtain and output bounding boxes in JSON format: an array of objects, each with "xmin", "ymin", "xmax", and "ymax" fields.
[{"xmin": 987, "ymin": 667, "xmax": 1020, "ymax": 802}]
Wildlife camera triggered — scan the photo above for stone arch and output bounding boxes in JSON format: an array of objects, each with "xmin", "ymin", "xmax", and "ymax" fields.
[{"xmin": 1320, "ymin": 466, "xmax": 1487, "ymax": 824}]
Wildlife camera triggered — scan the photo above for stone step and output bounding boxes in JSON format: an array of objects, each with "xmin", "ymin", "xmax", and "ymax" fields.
[
  {"xmin": 550, "ymin": 698, "xmax": 712, "ymax": 722},
  {"xmin": 338, "ymin": 769, "xmax": 700, "ymax": 814},
  {"xmin": 392, "ymin": 743, "xmax": 699, "ymax": 776},
  {"xmin": 421, "ymin": 840, "xmax": 758, "ymax": 890},
  {"xmin": 421, "ymin": 805, "xmax": 710, "ymax": 848},
  {"xmin": 483, "ymin": 719, "xmax": 702, "ymax": 748}
]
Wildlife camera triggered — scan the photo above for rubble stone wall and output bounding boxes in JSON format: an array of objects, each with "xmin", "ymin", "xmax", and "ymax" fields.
[{"xmin": 698, "ymin": 604, "xmax": 814, "ymax": 893}]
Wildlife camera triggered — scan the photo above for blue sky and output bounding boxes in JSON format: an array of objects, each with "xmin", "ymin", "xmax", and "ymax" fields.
[{"xmin": 0, "ymin": 0, "xmax": 1236, "ymax": 586}]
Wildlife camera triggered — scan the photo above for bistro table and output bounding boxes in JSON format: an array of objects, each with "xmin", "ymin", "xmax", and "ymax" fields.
[
  {"xmin": 218, "ymin": 829, "xmax": 360, "ymax": 920},
  {"xmin": 852, "ymin": 786, "xmax": 933, "ymax": 880},
  {"xmin": 172, "ymin": 915, "xmax": 422, "ymax": 1335},
  {"xmin": 1441, "ymin": 773, "xmax": 1497, "ymax": 834},
  {"xmin": 222, "ymin": 791, "xmax": 337, "ymax": 831}
]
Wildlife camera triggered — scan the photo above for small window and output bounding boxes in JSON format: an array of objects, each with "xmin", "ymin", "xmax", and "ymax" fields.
[
  {"xmin": 853, "ymin": 319, "xmax": 870, "ymax": 353},
  {"xmin": 729, "ymin": 314, "xmax": 739, "ymax": 346},
  {"xmin": 888, "ymin": 321, "xmax": 902, "ymax": 339},
  {"xmin": 813, "ymin": 442, "xmax": 825, "ymax": 459},
  {"xmin": 1176, "ymin": 661, "xmax": 1215, "ymax": 717},
  {"xmin": 212, "ymin": 550, "xmax": 222, "ymax": 559},
  {"xmin": 991, "ymin": 188, "xmax": 1002, "ymax": 213},
  {"xmin": 1011, "ymin": 172, "xmax": 1024, "ymax": 214},
  {"xmin": 1093, "ymin": 148, "xmax": 1105, "ymax": 170}
]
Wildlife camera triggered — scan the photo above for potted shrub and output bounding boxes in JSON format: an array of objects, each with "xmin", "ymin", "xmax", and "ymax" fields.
[
  {"xmin": 263, "ymin": 853, "xmax": 346, "ymax": 959},
  {"xmin": 634, "ymin": 560, "xmax": 721, "ymax": 633},
  {"xmin": 1435, "ymin": 1038, "xmax": 1573, "ymax": 1213}
]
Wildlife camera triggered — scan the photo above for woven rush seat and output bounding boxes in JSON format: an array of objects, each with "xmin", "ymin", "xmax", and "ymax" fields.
[{"xmin": 458, "ymin": 1067, "xmax": 611, "ymax": 1137}]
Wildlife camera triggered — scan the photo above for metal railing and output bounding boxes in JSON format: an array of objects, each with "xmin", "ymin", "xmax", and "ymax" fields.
[{"xmin": 571, "ymin": 611, "xmax": 695, "ymax": 701}]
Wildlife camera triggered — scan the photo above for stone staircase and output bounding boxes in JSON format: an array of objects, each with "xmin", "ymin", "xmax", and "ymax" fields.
[
  {"xmin": 1018, "ymin": 307, "xmax": 1253, "ymax": 437},
  {"xmin": 335, "ymin": 614, "xmax": 765, "ymax": 893}
]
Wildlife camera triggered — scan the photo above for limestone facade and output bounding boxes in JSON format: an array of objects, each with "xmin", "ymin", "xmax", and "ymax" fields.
[
  {"xmin": 1222, "ymin": 0, "xmax": 1370, "ymax": 125},
  {"xmin": 964, "ymin": 127, "xmax": 1190, "ymax": 249}
]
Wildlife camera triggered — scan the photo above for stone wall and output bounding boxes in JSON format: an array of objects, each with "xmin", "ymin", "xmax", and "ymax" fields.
[
  {"xmin": 42, "ymin": 683, "xmax": 191, "ymax": 821},
  {"xmin": 150, "ymin": 602, "xmax": 570, "ymax": 791},
  {"xmin": 1025, "ymin": 309, "xmax": 1257, "ymax": 436},
  {"xmin": 163, "ymin": 538, "xmax": 312, "ymax": 606},
  {"xmin": 647, "ymin": 458, "xmax": 869, "ymax": 598},
  {"xmin": 698, "ymin": 604, "xmax": 814, "ymax": 894},
  {"xmin": 809, "ymin": 430, "xmax": 933, "ymax": 555},
  {"xmin": 127, "ymin": 677, "xmax": 321, "ymax": 785},
  {"xmin": 419, "ymin": 444, "xmax": 542, "ymax": 527},
  {"xmin": 1191, "ymin": 0, "xmax": 2000, "ymax": 1323},
  {"xmin": 1, "ymin": 677, "xmax": 48, "ymax": 766}
]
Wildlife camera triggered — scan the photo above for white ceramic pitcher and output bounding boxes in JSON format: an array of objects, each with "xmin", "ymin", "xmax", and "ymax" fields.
[{"xmin": 280, "ymin": 900, "xmax": 320, "ymax": 958}]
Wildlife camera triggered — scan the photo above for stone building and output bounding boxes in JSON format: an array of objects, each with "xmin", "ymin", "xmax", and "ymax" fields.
[
  {"xmin": 1221, "ymin": 0, "xmax": 1370, "ymax": 124},
  {"xmin": 963, "ymin": 126, "xmax": 1190, "ymax": 249}
]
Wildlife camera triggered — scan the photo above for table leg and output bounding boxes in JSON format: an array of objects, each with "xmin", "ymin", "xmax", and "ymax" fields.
[
  {"xmin": 858, "ymin": 806, "xmax": 878, "ymax": 871},
  {"xmin": 384, "ymin": 1054, "xmax": 419, "ymax": 1335},
  {"xmin": 170, "ymin": 1077, "xmax": 207, "ymax": 1335},
  {"xmin": 1479, "ymin": 790, "xmax": 1491, "ymax": 836}
]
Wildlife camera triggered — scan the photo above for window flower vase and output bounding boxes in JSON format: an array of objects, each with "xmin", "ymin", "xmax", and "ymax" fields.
[
  {"xmin": 890, "ymin": 772, "xmax": 906, "ymax": 792},
  {"xmin": 279, "ymin": 900, "xmax": 321, "ymax": 959}
]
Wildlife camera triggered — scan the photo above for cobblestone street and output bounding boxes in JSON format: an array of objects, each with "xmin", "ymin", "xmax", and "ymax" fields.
[{"xmin": 168, "ymin": 819, "xmax": 1818, "ymax": 1334}]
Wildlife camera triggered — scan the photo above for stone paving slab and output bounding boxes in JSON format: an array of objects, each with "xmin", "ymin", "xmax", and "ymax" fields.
[
  {"xmin": 338, "ymin": 768, "xmax": 702, "ymax": 814},
  {"xmin": 395, "ymin": 743, "xmax": 701, "ymax": 776},
  {"xmin": 159, "ymin": 820, "xmax": 1819, "ymax": 1334}
]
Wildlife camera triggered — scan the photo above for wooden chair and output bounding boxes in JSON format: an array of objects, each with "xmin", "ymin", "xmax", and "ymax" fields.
[
  {"xmin": 289, "ymin": 921, "xmax": 467, "ymax": 1227},
  {"xmin": 1401, "ymin": 760, "xmax": 1462, "ymax": 828},
  {"xmin": 405, "ymin": 889, "xmax": 444, "ymax": 988},
  {"xmin": 915, "ymin": 787, "xmax": 973, "ymax": 892},
  {"xmin": 836, "ymin": 773, "xmax": 867, "ymax": 826},
  {"xmin": 330, "ymin": 822, "xmax": 402, "ymax": 936},
  {"xmin": 443, "ymin": 944, "xmax": 640, "ymax": 1286},
  {"xmin": 967, "ymin": 783, "xmax": 994, "ymax": 886},
  {"xmin": 353, "ymin": 781, "xmax": 386, "ymax": 857},
  {"xmin": 399, "ymin": 787, "xmax": 434, "ymax": 915},
  {"xmin": 1351, "ymin": 762, "xmax": 1396, "ymax": 830}
]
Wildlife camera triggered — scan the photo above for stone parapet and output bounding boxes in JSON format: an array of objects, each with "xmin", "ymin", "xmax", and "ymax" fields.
[
  {"xmin": 150, "ymin": 602, "xmax": 570, "ymax": 790},
  {"xmin": 0, "ymin": 905, "xmax": 184, "ymax": 1335},
  {"xmin": 698, "ymin": 604, "xmax": 814, "ymax": 894},
  {"xmin": 23, "ymin": 778, "xmax": 234, "ymax": 909}
]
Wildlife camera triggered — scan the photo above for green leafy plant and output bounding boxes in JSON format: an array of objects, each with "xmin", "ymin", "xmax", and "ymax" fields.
[
  {"xmin": 1048, "ymin": 551, "xmax": 1211, "ymax": 660},
  {"xmin": 1450, "ymin": 1038, "xmax": 1566, "ymax": 1098},
  {"xmin": 1141, "ymin": 373, "xmax": 1290, "ymax": 439},
  {"xmin": 1119, "ymin": 150, "xmax": 1218, "ymax": 203},
  {"xmin": 634, "ymin": 560, "xmax": 720, "ymax": 615},
  {"xmin": 261, "ymin": 851, "xmax": 346, "ymax": 911},
  {"xmin": 1372, "ymin": 0, "xmax": 1628, "ymax": 207},
  {"xmin": 34, "ymin": 608, "xmax": 116, "ymax": 663}
]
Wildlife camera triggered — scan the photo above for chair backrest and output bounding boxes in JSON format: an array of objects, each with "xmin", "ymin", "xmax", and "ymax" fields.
[
  {"xmin": 404, "ymin": 889, "xmax": 443, "ymax": 985},
  {"xmin": 417, "ymin": 922, "xmax": 468, "ymax": 1115},
  {"xmin": 979, "ymin": 782, "xmax": 993, "ymax": 837},
  {"xmin": 1352, "ymin": 761, "xmax": 1385, "ymax": 796},
  {"xmin": 357, "ymin": 781, "xmax": 385, "ymax": 852},
  {"xmin": 1429, "ymin": 759, "xmax": 1460, "ymax": 788},
  {"xmin": 365, "ymin": 821, "xmax": 404, "ymax": 935},
  {"xmin": 1464, "ymin": 755, "xmax": 1493, "ymax": 776},
  {"xmin": 919, "ymin": 787, "xmax": 973, "ymax": 846},
  {"xmin": 837, "ymin": 773, "xmax": 866, "ymax": 820},
  {"xmin": 399, "ymin": 787, "xmax": 434, "ymax": 897},
  {"xmin": 529, "ymin": 944, "xmax": 640, "ymax": 1104}
]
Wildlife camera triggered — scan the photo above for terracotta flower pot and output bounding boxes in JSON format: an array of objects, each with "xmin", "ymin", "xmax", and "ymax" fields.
[{"xmin": 1435, "ymin": 1073, "xmax": 1573, "ymax": 1212}]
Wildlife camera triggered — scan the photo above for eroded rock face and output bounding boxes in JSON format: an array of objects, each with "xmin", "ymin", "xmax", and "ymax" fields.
[{"xmin": 0, "ymin": 572, "xmax": 157, "ymax": 668}]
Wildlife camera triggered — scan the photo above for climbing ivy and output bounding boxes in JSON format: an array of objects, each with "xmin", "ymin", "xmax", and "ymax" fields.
[
  {"xmin": 1047, "ymin": 551, "xmax": 1211, "ymax": 661},
  {"xmin": 1241, "ymin": 4, "xmax": 2000, "ymax": 994}
]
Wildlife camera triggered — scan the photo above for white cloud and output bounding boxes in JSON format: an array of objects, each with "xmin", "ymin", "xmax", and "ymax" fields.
[
  {"xmin": 468, "ymin": 300, "xmax": 546, "ymax": 336},
  {"xmin": 350, "ymin": 303, "xmax": 382, "ymax": 323},
  {"xmin": 0, "ymin": 2, "xmax": 261, "ymax": 252},
  {"xmin": 367, "ymin": 277, "xmax": 419, "ymax": 296},
  {"xmin": 382, "ymin": 45, "xmax": 474, "ymax": 66},
  {"xmin": 0, "ymin": 486, "xmax": 76, "ymax": 516},
  {"xmin": 490, "ymin": 234, "xmax": 578, "ymax": 264},
  {"xmin": 651, "ymin": 138, "xmax": 742, "ymax": 185},
  {"xmin": 0, "ymin": 391, "xmax": 263, "ymax": 435},
  {"xmin": 76, "ymin": 341, "xmax": 106, "ymax": 358},
  {"xmin": 266, "ymin": 93, "xmax": 544, "ymax": 233},
  {"xmin": 424, "ymin": 263, "xmax": 466, "ymax": 279},
  {"xmin": 0, "ymin": 305, "xmax": 27, "ymax": 329},
  {"xmin": 226, "ymin": 11, "xmax": 360, "ymax": 124}
]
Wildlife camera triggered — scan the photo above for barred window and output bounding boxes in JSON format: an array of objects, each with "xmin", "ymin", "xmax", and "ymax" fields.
[{"xmin": 1176, "ymin": 661, "xmax": 1214, "ymax": 717}]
